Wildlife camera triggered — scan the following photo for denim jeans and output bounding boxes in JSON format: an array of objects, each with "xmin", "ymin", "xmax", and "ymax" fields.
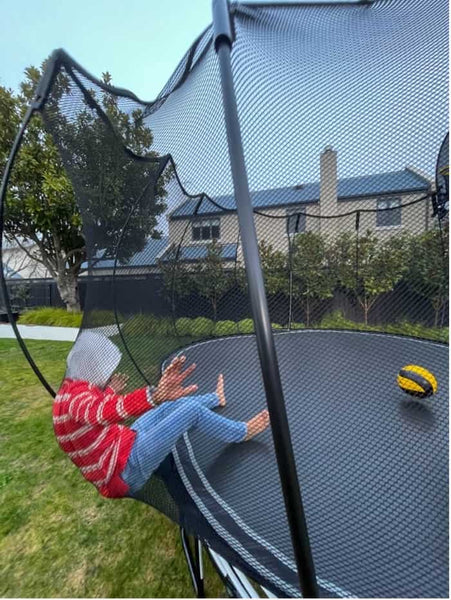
[{"xmin": 121, "ymin": 393, "xmax": 247, "ymax": 494}]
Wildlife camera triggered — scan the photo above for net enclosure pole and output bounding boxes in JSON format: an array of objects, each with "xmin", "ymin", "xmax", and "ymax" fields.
[{"xmin": 212, "ymin": 1, "xmax": 319, "ymax": 597}]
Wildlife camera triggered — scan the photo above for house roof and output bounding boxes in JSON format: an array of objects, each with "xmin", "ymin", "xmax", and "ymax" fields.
[
  {"xmin": 170, "ymin": 168, "xmax": 430, "ymax": 219},
  {"xmin": 2, "ymin": 264, "xmax": 23, "ymax": 279},
  {"xmin": 88, "ymin": 237, "xmax": 169, "ymax": 270},
  {"xmin": 161, "ymin": 243, "xmax": 238, "ymax": 263}
]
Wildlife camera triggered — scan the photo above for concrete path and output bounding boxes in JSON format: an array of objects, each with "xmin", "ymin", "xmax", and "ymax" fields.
[{"xmin": 0, "ymin": 323, "xmax": 79, "ymax": 342}]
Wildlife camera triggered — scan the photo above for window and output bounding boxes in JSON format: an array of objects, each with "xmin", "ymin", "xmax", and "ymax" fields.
[
  {"xmin": 192, "ymin": 218, "xmax": 220, "ymax": 241},
  {"xmin": 376, "ymin": 198, "xmax": 401, "ymax": 228},
  {"xmin": 286, "ymin": 211, "xmax": 306, "ymax": 235}
]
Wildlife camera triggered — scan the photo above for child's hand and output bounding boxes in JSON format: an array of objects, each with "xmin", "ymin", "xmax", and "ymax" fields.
[
  {"xmin": 153, "ymin": 356, "xmax": 198, "ymax": 405},
  {"xmin": 109, "ymin": 373, "xmax": 129, "ymax": 394}
]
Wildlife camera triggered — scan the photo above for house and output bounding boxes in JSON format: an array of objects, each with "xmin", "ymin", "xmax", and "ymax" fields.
[
  {"xmin": 168, "ymin": 147, "xmax": 433, "ymax": 262},
  {"xmin": 3, "ymin": 148, "xmax": 434, "ymax": 280},
  {"xmin": 2, "ymin": 237, "xmax": 50, "ymax": 279},
  {"xmin": 83, "ymin": 236, "xmax": 169, "ymax": 276}
]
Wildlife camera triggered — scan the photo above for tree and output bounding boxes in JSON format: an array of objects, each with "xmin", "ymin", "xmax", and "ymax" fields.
[
  {"xmin": 193, "ymin": 240, "xmax": 232, "ymax": 321},
  {"xmin": 290, "ymin": 232, "xmax": 335, "ymax": 326},
  {"xmin": 159, "ymin": 244, "xmax": 193, "ymax": 318},
  {"xmin": 1, "ymin": 65, "xmax": 170, "ymax": 311},
  {"xmin": 405, "ymin": 227, "xmax": 449, "ymax": 327},
  {"xmin": 237, "ymin": 239, "xmax": 289, "ymax": 295},
  {"xmin": 331, "ymin": 230, "xmax": 409, "ymax": 325}
]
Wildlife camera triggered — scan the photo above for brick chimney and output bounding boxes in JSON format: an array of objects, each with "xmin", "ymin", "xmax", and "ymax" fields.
[{"xmin": 320, "ymin": 146, "xmax": 338, "ymax": 217}]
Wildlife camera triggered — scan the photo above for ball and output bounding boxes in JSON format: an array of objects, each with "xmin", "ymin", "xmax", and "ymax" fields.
[{"xmin": 397, "ymin": 365, "xmax": 438, "ymax": 398}]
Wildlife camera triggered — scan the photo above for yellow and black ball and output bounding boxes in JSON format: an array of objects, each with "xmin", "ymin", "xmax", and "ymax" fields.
[{"xmin": 397, "ymin": 365, "xmax": 438, "ymax": 398}]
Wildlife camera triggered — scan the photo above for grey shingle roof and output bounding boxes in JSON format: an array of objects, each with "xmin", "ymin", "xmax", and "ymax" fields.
[
  {"xmin": 171, "ymin": 168, "xmax": 430, "ymax": 219},
  {"xmin": 89, "ymin": 237, "xmax": 169, "ymax": 270},
  {"xmin": 161, "ymin": 243, "xmax": 238, "ymax": 263},
  {"xmin": 2, "ymin": 264, "xmax": 22, "ymax": 279}
]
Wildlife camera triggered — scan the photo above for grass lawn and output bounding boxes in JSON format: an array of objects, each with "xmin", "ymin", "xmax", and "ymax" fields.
[{"xmin": 0, "ymin": 338, "xmax": 224, "ymax": 598}]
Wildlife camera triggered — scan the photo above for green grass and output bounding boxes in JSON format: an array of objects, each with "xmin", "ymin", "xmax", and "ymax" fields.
[{"xmin": 0, "ymin": 339, "xmax": 224, "ymax": 597}]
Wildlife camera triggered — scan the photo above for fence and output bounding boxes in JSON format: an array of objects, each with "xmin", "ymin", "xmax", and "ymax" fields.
[{"xmin": 2, "ymin": 273, "xmax": 447, "ymax": 329}]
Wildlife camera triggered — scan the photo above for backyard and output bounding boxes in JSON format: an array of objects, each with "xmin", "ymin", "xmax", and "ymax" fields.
[{"xmin": 0, "ymin": 338, "xmax": 224, "ymax": 598}]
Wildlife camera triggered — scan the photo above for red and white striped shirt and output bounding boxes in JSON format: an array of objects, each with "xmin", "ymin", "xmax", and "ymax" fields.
[{"xmin": 53, "ymin": 378, "xmax": 155, "ymax": 498}]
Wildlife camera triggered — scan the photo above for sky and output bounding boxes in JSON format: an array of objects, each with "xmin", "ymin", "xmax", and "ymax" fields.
[{"xmin": 0, "ymin": 0, "xmax": 213, "ymax": 100}]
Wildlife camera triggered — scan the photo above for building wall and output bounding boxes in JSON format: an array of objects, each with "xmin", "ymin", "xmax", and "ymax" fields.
[
  {"xmin": 2, "ymin": 245, "xmax": 50, "ymax": 279},
  {"xmin": 168, "ymin": 190, "xmax": 431, "ymax": 260}
]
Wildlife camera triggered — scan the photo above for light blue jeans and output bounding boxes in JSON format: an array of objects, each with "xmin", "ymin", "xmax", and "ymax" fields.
[{"xmin": 121, "ymin": 393, "xmax": 247, "ymax": 494}]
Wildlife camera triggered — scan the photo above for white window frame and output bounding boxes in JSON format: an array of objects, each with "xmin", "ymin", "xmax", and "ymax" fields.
[
  {"xmin": 191, "ymin": 218, "xmax": 221, "ymax": 242},
  {"xmin": 376, "ymin": 197, "xmax": 402, "ymax": 229}
]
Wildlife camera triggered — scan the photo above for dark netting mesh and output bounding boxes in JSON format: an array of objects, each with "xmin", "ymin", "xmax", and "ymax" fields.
[{"xmin": 1, "ymin": 0, "xmax": 448, "ymax": 597}]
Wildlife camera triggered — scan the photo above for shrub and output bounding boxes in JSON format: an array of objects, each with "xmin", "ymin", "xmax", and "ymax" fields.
[
  {"xmin": 121, "ymin": 314, "xmax": 168, "ymax": 337},
  {"xmin": 290, "ymin": 322, "xmax": 304, "ymax": 330},
  {"xmin": 191, "ymin": 317, "xmax": 214, "ymax": 337},
  {"xmin": 87, "ymin": 310, "xmax": 124, "ymax": 327},
  {"xmin": 214, "ymin": 320, "xmax": 239, "ymax": 337},
  {"xmin": 271, "ymin": 323, "xmax": 284, "ymax": 330},
  {"xmin": 318, "ymin": 310, "xmax": 361, "ymax": 331},
  {"xmin": 18, "ymin": 307, "xmax": 83, "ymax": 327},
  {"xmin": 238, "ymin": 318, "xmax": 255, "ymax": 334},
  {"xmin": 152, "ymin": 317, "xmax": 175, "ymax": 336},
  {"xmin": 175, "ymin": 318, "xmax": 192, "ymax": 336},
  {"xmin": 385, "ymin": 321, "xmax": 449, "ymax": 343}
]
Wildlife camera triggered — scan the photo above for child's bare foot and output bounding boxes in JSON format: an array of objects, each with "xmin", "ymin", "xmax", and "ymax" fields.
[
  {"xmin": 245, "ymin": 409, "xmax": 270, "ymax": 440},
  {"xmin": 216, "ymin": 374, "xmax": 226, "ymax": 407}
]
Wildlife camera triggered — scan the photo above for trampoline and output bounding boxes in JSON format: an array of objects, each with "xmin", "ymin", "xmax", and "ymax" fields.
[
  {"xmin": 153, "ymin": 330, "xmax": 448, "ymax": 598},
  {"xmin": 1, "ymin": 0, "xmax": 449, "ymax": 597}
]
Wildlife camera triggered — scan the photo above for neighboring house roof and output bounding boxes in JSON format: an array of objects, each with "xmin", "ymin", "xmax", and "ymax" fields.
[
  {"xmin": 161, "ymin": 243, "xmax": 238, "ymax": 263},
  {"xmin": 2, "ymin": 263, "xmax": 23, "ymax": 279},
  {"xmin": 87, "ymin": 237, "xmax": 169, "ymax": 270},
  {"xmin": 170, "ymin": 168, "xmax": 430, "ymax": 219}
]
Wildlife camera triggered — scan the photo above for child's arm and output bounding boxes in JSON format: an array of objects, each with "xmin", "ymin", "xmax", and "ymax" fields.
[{"xmin": 68, "ymin": 385, "xmax": 156, "ymax": 426}]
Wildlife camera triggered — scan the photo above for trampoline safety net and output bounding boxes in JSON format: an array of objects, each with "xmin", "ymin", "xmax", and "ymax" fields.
[{"xmin": 1, "ymin": 1, "xmax": 448, "ymax": 597}]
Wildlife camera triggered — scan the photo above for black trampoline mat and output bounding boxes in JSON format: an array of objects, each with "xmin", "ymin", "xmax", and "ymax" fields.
[{"xmin": 166, "ymin": 330, "xmax": 448, "ymax": 598}]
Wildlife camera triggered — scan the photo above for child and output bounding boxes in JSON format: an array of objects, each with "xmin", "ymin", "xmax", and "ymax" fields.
[{"xmin": 54, "ymin": 331, "xmax": 269, "ymax": 498}]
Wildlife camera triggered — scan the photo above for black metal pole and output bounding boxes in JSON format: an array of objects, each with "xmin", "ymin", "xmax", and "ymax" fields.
[{"xmin": 212, "ymin": 1, "xmax": 318, "ymax": 597}]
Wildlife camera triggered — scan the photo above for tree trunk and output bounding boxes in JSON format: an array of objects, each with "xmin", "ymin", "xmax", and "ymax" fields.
[
  {"xmin": 57, "ymin": 271, "xmax": 80, "ymax": 312},
  {"xmin": 363, "ymin": 299, "xmax": 369, "ymax": 326},
  {"xmin": 305, "ymin": 297, "xmax": 310, "ymax": 327}
]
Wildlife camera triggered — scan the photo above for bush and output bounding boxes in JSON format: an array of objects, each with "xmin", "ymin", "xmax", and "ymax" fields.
[
  {"xmin": 271, "ymin": 323, "xmax": 284, "ymax": 330},
  {"xmin": 87, "ymin": 310, "xmax": 124, "ymax": 327},
  {"xmin": 121, "ymin": 314, "xmax": 172, "ymax": 337},
  {"xmin": 385, "ymin": 321, "xmax": 449, "ymax": 343},
  {"xmin": 318, "ymin": 310, "xmax": 360, "ymax": 330},
  {"xmin": 18, "ymin": 307, "xmax": 83, "ymax": 328},
  {"xmin": 238, "ymin": 318, "xmax": 254, "ymax": 334},
  {"xmin": 175, "ymin": 318, "xmax": 192, "ymax": 336},
  {"xmin": 191, "ymin": 317, "xmax": 214, "ymax": 337},
  {"xmin": 290, "ymin": 322, "xmax": 304, "ymax": 330},
  {"xmin": 214, "ymin": 320, "xmax": 239, "ymax": 337}
]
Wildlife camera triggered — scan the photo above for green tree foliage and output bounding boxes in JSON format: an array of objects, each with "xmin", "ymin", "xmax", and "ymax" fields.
[
  {"xmin": 1, "ymin": 65, "xmax": 169, "ymax": 311},
  {"xmin": 405, "ymin": 227, "xmax": 449, "ymax": 326},
  {"xmin": 238, "ymin": 240, "xmax": 288, "ymax": 296},
  {"xmin": 290, "ymin": 232, "xmax": 335, "ymax": 326},
  {"xmin": 158, "ymin": 245, "xmax": 193, "ymax": 318},
  {"xmin": 331, "ymin": 230, "xmax": 410, "ymax": 325},
  {"xmin": 193, "ymin": 240, "xmax": 232, "ymax": 321}
]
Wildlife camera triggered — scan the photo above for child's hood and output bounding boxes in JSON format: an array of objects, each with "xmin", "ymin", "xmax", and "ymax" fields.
[{"xmin": 66, "ymin": 331, "xmax": 122, "ymax": 388}]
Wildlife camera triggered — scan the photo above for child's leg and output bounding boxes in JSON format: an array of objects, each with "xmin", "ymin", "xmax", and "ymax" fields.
[
  {"xmin": 122, "ymin": 398, "xmax": 247, "ymax": 494},
  {"xmin": 131, "ymin": 393, "xmax": 219, "ymax": 434}
]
